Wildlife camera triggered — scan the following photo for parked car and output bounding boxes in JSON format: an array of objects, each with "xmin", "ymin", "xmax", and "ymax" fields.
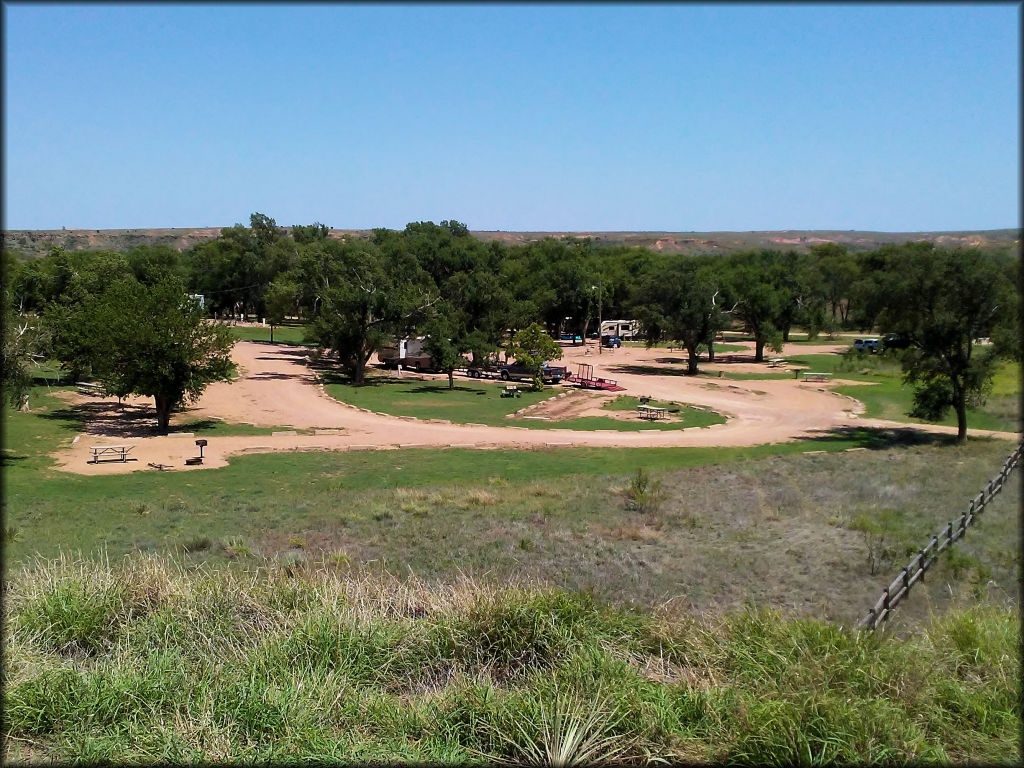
[
  {"xmin": 853, "ymin": 338, "xmax": 881, "ymax": 353},
  {"xmin": 602, "ymin": 334, "xmax": 622, "ymax": 348},
  {"xmin": 882, "ymin": 333, "xmax": 912, "ymax": 350},
  {"xmin": 500, "ymin": 362, "xmax": 567, "ymax": 384}
]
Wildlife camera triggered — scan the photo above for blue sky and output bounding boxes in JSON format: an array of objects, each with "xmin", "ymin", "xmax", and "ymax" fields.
[{"xmin": 3, "ymin": 3, "xmax": 1019, "ymax": 231}]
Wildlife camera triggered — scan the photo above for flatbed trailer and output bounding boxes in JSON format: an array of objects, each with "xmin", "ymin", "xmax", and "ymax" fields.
[
  {"xmin": 565, "ymin": 363, "xmax": 626, "ymax": 392},
  {"xmin": 463, "ymin": 367, "xmax": 500, "ymax": 379}
]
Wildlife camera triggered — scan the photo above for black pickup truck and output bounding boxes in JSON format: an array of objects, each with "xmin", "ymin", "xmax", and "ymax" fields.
[{"xmin": 499, "ymin": 362, "xmax": 567, "ymax": 384}]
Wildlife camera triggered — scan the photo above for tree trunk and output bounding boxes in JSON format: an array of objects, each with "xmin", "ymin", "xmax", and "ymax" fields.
[
  {"xmin": 686, "ymin": 344, "xmax": 700, "ymax": 375},
  {"xmin": 954, "ymin": 386, "xmax": 968, "ymax": 445},
  {"xmin": 448, "ymin": 370, "xmax": 454, "ymax": 390},
  {"xmin": 154, "ymin": 395, "xmax": 172, "ymax": 435},
  {"xmin": 351, "ymin": 355, "xmax": 366, "ymax": 384},
  {"xmin": 782, "ymin": 326, "xmax": 791, "ymax": 342},
  {"xmin": 707, "ymin": 340, "xmax": 715, "ymax": 362},
  {"xmin": 270, "ymin": 324, "xmax": 275, "ymax": 343},
  {"xmin": 754, "ymin": 338, "xmax": 765, "ymax": 362}
]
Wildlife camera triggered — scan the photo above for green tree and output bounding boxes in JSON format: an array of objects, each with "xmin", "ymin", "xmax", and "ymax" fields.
[
  {"xmin": 872, "ymin": 245, "xmax": 1016, "ymax": 443},
  {"xmin": 303, "ymin": 239, "xmax": 437, "ymax": 383},
  {"xmin": 810, "ymin": 242, "xmax": 858, "ymax": 331},
  {"xmin": 722, "ymin": 250, "xmax": 789, "ymax": 362},
  {"xmin": 53, "ymin": 277, "xmax": 236, "ymax": 433},
  {"xmin": 291, "ymin": 222, "xmax": 330, "ymax": 245},
  {"xmin": 633, "ymin": 256, "xmax": 730, "ymax": 374},
  {"xmin": 188, "ymin": 213, "xmax": 295, "ymax": 320},
  {"xmin": 422, "ymin": 310, "xmax": 469, "ymax": 390},
  {"xmin": 2, "ymin": 250, "xmax": 50, "ymax": 407},
  {"xmin": 264, "ymin": 280, "xmax": 300, "ymax": 343},
  {"xmin": 127, "ymin": 244, "xmax": 189, "ymax": 286},
  {"xmin": 506, "ymin": 323, "xmax": 562, "ymax": 390}
]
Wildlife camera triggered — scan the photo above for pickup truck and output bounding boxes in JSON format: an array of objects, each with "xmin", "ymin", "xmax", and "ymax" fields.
[{"xmin": 499, "ymin": 362, "xmax": 567, "ymax": 384}]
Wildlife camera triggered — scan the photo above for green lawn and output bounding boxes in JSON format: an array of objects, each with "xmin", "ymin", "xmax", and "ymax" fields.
[
  {"xmin": 323, "ymin": 378, "xmax": 725, "ymax": 430},
  {"xmin": 225, "ymin": 322, "xmax": 310, "ymax": 345},
  {"xmin": 707, "ymin": 352, "xmax": 1020, "ymax": 433},
  {"xmin": 835, "ymin": 379, "xmax": 1020, "ymax": 433}
]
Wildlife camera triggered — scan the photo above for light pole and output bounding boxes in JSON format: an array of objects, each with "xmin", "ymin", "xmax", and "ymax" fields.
[{"xmin": 592, "ymin": 282, "xmax": 603, "ymax": 355}]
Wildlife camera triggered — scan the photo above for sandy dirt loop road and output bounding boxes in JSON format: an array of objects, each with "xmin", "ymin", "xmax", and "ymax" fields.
[{"xmin": 54, "ymin": 340, "xmax": 1018, "ymax": 475}]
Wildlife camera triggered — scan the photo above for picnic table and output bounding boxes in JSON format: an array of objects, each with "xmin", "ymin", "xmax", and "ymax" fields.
[
  {"xmin": 767, "ymin": 358, "xmax": 787, "ymax": 368},
  {"xmin": 500, "ymin": 384, "xmax": 522, "ymax": 398},
  {"xmin": 637, "ymin": 404, "xmax": 668, "ymax": 421},
  {"xmin": 801, "ymin": 371, "xmax": 832, "ymax": 382},
  {"xmin": 89, "ymin": 445, "xmax": 134, "ymax": 463}
]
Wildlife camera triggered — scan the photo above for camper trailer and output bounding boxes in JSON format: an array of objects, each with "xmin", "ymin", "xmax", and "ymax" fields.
[
  {"xmin": 378, "ymin": 337, "xmax": 435, "ymax": 370},
  {"xmin": 600, "ymin": 319, "xmax": 640, "ymax": 340}
]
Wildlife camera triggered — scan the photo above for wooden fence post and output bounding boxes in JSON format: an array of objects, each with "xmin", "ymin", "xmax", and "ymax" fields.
[{"xmin": 858, "ymin": 441, "xmax": 1023, "ymax": 632}]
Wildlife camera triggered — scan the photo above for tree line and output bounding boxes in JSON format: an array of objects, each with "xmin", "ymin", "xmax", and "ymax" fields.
[{"xmin": 3, "ymin": 213, "xmax": 1019, "ymax": 441}]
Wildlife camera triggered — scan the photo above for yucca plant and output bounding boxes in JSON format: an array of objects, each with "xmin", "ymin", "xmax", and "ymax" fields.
[{"xmin": 485, "ymin": 685, "xmax": 635, "ymax": 766}]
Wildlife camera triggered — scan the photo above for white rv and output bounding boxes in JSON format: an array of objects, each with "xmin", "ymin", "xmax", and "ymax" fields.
[
  {"xmin": 378, "ymin": 337, "xmax": 435, "ymax": 370},
  {"xmin": 600, "ymin": 319, "xmax": 640, "ymax": 340}
]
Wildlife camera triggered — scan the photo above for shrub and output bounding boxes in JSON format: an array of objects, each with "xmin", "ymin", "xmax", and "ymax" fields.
[{"xmin": 625, "ymin": 468, "xmax": 663, "ymax": 514}]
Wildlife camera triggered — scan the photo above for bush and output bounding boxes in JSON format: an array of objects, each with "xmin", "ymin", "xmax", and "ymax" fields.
[{"xmin": 625, "ymin": 468, "xmax": 663, "ymax": 514}]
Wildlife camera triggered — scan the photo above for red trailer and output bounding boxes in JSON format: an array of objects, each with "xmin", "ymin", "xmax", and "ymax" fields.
[{"xmin": 566, "ymin": 363, "xmax": 626, "ymax": 391}]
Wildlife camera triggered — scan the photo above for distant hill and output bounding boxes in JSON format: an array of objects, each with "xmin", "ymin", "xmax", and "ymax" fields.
[{"xmin": 3, "ymin": 226, "xmax": 1019, "ymax": 259}]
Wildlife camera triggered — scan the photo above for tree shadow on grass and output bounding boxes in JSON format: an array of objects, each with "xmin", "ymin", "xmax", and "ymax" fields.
[
  {"xmin": 405, "ymin": 384, "xmax": 488, "ymax": 395},
  {"xmin": 1, "ymin": 451, "xmax": 30, "ymax": 466},
  {"xmin": 797, "ymin": 426, "xmax": 961, "ymax": 451},
  {"xmin": 178, "ymin": 419, "xmax": 229, "ymax": 433}
]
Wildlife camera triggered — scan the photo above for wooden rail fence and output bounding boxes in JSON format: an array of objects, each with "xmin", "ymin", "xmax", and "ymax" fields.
[{"xmin": 857, "ymin": 440, "xmax": 1023, "ymax": 631}]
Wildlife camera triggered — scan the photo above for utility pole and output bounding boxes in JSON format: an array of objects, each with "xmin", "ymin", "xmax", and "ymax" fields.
[{"xmin": 597, "ymin": 281, "xmax": 603, "ymax": 356}]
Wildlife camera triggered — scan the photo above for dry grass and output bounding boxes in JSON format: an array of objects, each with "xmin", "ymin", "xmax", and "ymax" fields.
[{"xmin": 4, "ymin": 553, "xmax": 1019, "ymax": 764}]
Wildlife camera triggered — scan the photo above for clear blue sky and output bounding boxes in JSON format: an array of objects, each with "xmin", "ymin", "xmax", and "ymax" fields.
[{"xmin": 3, "ymin": 2, "xmax": 1019, "ymax": 232}]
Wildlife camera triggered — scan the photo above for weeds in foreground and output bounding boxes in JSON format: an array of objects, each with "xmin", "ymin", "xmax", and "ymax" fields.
[{"xmin": 3, "ymin": 554, "xmax": 1019, "ymax": 765}]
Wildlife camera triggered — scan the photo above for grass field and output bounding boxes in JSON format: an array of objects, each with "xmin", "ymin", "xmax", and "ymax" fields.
[
  {"xmin": 4, "ymin": 383, "xmax": 1019, "ymax": 628},
  {"xmin": 225, "ymin": 322, "xmax": 309, "ymax": 345},
  {"xmin": 4, "ymin": 555, "xmax": 1018, "ymax": 764},
  {"xmin": 322, "ymin": 378, "xmax": 725, "ymax": 431}
]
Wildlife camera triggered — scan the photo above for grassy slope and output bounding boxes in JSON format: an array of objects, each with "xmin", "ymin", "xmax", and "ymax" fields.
[
  {"xmin": 4, "ymin": 556, "xmax": 1019, "ymax": 764},
  {"xmin": 322, "ymin": 378, "xmax": 725, "ymax": 431}
]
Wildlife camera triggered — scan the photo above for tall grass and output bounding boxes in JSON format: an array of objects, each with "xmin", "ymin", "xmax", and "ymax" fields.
[{"xmin": 4, "ymin": 554, "xmax": 1019, "ymax": 764}]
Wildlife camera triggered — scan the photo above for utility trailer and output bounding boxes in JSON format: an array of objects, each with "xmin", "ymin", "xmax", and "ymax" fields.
[{"xmin": 565, "ymin": 363, "xmax": 626, "ymax": 391}]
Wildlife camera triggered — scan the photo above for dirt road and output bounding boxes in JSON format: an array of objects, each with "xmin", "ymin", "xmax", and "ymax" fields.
[{"xmin": 53, "ymin": 340, "xmax": 1018, "ymax": 475}]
